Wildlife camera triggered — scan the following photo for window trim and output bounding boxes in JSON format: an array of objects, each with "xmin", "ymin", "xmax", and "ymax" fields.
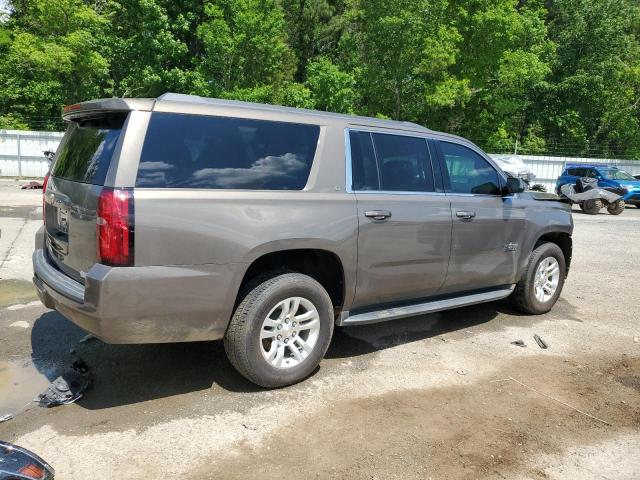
[
  {"xmin": 435, "ymin": 139, "xmax": 507, "ymax": 198},
  {"xmin": 344, "ymin": 127, "xmax": 444, "ymax": 196}
]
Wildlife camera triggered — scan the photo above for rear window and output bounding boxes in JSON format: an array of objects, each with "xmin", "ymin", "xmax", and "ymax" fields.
[
  {"xmin": 53, "ymin": 114, "xmax": 126, "ymax": 185},
  {"xmin": 136, "ymin": 113, "xmax": 320, "ymax": 189}
]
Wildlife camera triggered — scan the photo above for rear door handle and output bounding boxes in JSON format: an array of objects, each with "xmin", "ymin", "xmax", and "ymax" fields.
[
  {"xmin": 456, "ymin": 211, "xmax": 476, "ymax": 220},
  {"xmin": 364, "ymin": 210, "xmax": 392, "ymax": 221}
]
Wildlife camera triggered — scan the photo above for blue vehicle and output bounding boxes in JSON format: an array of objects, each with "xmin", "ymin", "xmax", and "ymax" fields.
[{"xmin": 556, "ymin": 163, "xmax": 640, "ymax": 211}]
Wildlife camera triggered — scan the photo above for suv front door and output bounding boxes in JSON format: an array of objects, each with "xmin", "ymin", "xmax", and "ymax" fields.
[
  {"xmin": 348, "ymin": 130, "xmax": 452, "ymax": 309},
  {"xmin": 435, "ymin": 140, "xmax": 526, "ymax": 294}
]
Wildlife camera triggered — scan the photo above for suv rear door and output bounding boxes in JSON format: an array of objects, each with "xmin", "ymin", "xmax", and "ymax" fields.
[
  {"xmin": 45, "ymin": 112, "xmax": 128, "ymax": 282},
  {"xmin": 347, "ymin": 130, "xmax": 451, "ymax": 308},
  {"xmin": 434, "ymin": 140, "xmax": 526, "ymax": 294}
]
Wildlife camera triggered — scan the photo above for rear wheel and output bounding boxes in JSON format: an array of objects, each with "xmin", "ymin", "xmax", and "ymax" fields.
[
  {"xmin": 606, "ymin": 199, "xmax": 625, "ymax": 215},
  {"xmin": 510, "ymin": 242, "xmax": 566, "ymax": 314},
  {"xmin": 224, "ymin": 273, "xmax": 334, "ymax": 388},
  {"xmin": 580, "ymin": 198, "xmax": 602, "ymax": 215}
]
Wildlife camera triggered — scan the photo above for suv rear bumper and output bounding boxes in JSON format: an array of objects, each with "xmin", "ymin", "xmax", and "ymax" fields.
[{"xmin": 33, "ymin": 246, "xmax": 242, "ymax": 344}]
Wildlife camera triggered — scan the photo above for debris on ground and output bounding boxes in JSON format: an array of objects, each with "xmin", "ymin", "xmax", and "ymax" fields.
[
  {"xmin": 20, "ymin": 181, "xmax": 43, "ymax": 190},
  {"xmin": 511, "ymin": 340, "xmax": 526, "ymax": 347},
  {"xmin": 534, "ymin": 334, "xmax": 549, "ymax": 349},
  {"xmin": 456, "ymin": 369, "xmax": 468, "ymax": 375},
  {"xmin": 0, "ymin": 413, "xmax": 13, "ymax": 424},
  {"xmin": 37, "ymin": 359, "xmax": 92, "ymax": 408}
]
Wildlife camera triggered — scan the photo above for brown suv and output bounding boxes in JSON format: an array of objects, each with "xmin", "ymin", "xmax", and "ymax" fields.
[{"xmin": 34, "ymin": 93, "xmax": 573, "ymax": 387}]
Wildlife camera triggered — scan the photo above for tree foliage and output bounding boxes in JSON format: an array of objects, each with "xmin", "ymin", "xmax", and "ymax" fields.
[{"xmin": 0, "ymin": 0, "xmax": 639, "ymax": 157}]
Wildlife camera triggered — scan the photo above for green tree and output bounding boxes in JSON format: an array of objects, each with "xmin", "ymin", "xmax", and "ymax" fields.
[
  {"xmin": 197, "ymin": 0, "xmax": 294, "ymax": 94},
  {"xmin": 0, "ymin": 0, "xmax": 109, "ymax": 129}
]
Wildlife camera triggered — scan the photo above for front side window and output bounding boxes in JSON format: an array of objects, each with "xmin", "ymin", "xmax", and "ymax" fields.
[
  {"xmin": 372, "ymin": 133, "xmax": 434, "ymax": 192},
  {"xmin": 136, "ymin": 113, "xmax": 320, "ymax": 189},
  {"xmin": 348, "ymin": 130, "xmax": 435, "ymax": 192},
  {"xmin": 440, "ymin": 141, "xmax": 501, "ymax": 195}
]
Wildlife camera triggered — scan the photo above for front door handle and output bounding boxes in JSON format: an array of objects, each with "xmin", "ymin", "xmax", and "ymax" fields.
[
  {"xmin": 456, "ymin": 210, "xmax": 476, "ymax": 220},
  {"xmin": 365, "ymin": 210, "xmax": 392, "ymax": 221}
]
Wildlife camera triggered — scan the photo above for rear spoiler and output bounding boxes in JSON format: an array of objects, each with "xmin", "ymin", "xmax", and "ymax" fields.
[{"xmin": 62, "ymin": 98, "xmax": 155, "ymax": 121}]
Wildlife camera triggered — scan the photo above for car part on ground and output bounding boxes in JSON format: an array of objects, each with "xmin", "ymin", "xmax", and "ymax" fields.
[
  {"xmin": 37, "ymin": 359, "xmax": 91, "ymax": 408},
  {"xmin": 534, "ymin": 334, "xmax": 549, "ymax": 349},
  {"xmin": 0, "ymin": 441, "xmax": 54, "ymax": 480}
]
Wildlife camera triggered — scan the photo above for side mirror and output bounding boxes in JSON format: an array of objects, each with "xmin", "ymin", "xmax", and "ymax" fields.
[{"xmin": 505, "ymin": 176, "xmax": 526, "ymax": 194}]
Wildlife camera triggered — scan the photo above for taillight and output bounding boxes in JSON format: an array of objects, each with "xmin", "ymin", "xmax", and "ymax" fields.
[
  {"xmin": 96, "ymin": 187, "xmax": 134, "ymax": 266},
  {"xmin": 42, "ymin": 173, "xmax": 49, "ymax": 223}
]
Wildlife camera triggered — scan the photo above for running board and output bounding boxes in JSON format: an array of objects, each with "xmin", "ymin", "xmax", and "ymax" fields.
[{"xmin": 338, "ymin": 286, "xmax": 515, "ymax": 326}]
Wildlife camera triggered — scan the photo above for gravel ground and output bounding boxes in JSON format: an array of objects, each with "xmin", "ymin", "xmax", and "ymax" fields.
[{"xmin": 0, "ymin": 183, "xmax": 639, "ymax": 479}]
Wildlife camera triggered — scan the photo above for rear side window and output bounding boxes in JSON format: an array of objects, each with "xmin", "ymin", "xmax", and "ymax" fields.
[
  {"xmin": 136, "ymin": 113, "xmax": 320, "ymax": 189},
  {"xmin": 348, "ymin": 130, "xmax": 435, "ymax": 192},
  {"xmin": 53, "ymin": 114, "xmax": 126, "ymax": 185},
  {"xmin": 440, "ymin": 141, "xmax": 501, "ymax": 195}
]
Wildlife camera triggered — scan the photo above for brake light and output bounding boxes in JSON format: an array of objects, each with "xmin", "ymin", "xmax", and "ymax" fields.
[
  {"xmin": 96, "ymin": 187, "xmax": 134, "ymax": 266},
  {"xmin": 42, "ymin": 173, "xmax": 49, "ymax": 223},
  {"xmin": 19, "ymin": 463, "xmax": 45, "ymax": 479}
]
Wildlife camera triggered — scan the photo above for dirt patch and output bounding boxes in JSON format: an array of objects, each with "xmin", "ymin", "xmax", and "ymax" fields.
[
  {"xmin": 199, "ymin": 354, "xmax": 640, "ymax": 480},
  {"xmin": 0, "ymin": 279, "xmax": 38, "ymax": 307}
]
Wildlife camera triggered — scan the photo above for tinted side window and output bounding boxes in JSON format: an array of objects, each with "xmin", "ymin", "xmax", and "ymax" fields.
[
  {"xmin": 349, "ymin": 131, "xmax": 379, "ymax": 190},
  {"xmin": 136, "ymin": 113, "xmax": 320, "ymax": 189},
  {"xmin": 372, "ymin": 133, "xmax": 434, "ymax": 192},
  {"xmin": 440, "ymin": 142, "xmax": 501, "ymax": 195},
  {"xmin": 566, "ymin": 168, "xmax": 577, "ymax": 176}
]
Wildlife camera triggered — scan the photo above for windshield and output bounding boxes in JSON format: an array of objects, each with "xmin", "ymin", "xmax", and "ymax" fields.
[{"xmin": 600, "ymin": 168, "xmax": 635, "ymax": 180}]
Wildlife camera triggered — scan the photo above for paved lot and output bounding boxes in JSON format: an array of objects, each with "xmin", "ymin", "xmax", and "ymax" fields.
[{"xmin": 1, "ymin": 181, "xmax": 639, "ymax": 479}]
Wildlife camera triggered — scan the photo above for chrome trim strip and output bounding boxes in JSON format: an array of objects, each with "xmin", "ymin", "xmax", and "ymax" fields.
[
  {"xmin": 344, "ymin": 128, "xmax": 354, "ymax": 193},
  {"xmin": 338, "ymin": 286, "xmax": 515, "ymax": 326}
]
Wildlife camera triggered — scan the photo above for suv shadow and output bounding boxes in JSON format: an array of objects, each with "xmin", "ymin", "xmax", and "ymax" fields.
[{"xmin": 29, "ymin": 298, "xmax": 572, "ymax": 409}]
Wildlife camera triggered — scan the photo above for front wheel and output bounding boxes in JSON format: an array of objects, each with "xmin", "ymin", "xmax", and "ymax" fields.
[
  {"xmin": 224, "ymin": 273, "xmax": 334, "ymax": 388},
  {"xmin": 607, "ymin": 199, "xmax": 625, "ymax": 215},
  {"xmin": 510, "ymin": 242, "xmax": 566, "ymax": 315}
]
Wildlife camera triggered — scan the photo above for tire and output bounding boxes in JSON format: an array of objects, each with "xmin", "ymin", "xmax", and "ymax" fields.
[
  {"xmin": 606, "ymin": 199, "xmax": 625, "ymax": 215},
  {"xmin": 580, "ymin": 198, "xmax": 602, "ymax": 215},
  {"xmin": 510, "ymin": 242, "xmax": 566, "ymax": 315},
  {"xmin": 224, "ymin": 272, "xmax": 334, "ymax": 388}
]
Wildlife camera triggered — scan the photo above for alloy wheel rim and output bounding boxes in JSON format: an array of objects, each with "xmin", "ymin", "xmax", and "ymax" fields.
[
  {"xmin": 260, "ymin": 297, "xmax": 320, "ymax": 369},
  {"xmin": 533, "ymin": 256, "xmax": 560, "ymax": 303}
]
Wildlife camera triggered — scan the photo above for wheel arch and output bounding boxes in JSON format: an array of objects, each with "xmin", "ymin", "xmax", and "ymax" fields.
[
  {"xmin": 533, "ymin": 231, "xmax": 573, "ymax": 276},
  {"xmin": 235, "ymin": 247, "xmax": 348, "ymax": 316}
]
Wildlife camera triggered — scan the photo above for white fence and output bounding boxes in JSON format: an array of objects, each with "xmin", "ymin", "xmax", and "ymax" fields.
[
  {"xmin": 0, "ymin": 129, "xmax": 64, "ymax": 178},
  {"xmin": 1, "ymin": 129, "xmax": 639, "ymax": 189}
]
